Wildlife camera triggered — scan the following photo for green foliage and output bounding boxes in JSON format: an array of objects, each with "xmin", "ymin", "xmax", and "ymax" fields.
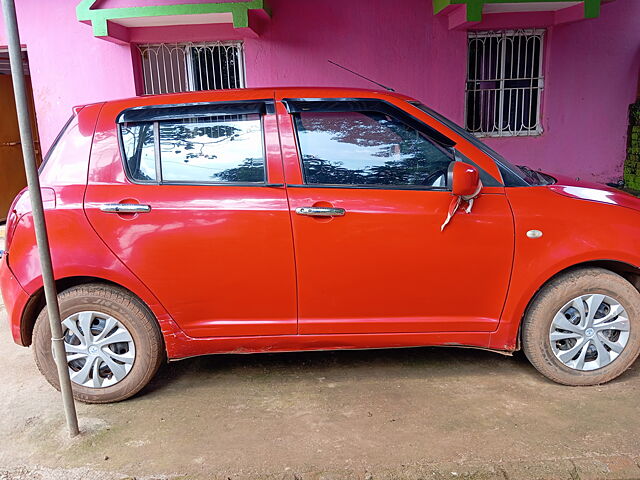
[{"xmin": 624, "ymin": 100, "xmax": 640, "ymax": 191}]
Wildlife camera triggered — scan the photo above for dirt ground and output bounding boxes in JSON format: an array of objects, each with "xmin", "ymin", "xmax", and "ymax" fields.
[{"xmin": 0, "ymin": 277, "xmax": 639, "ymax": 478}]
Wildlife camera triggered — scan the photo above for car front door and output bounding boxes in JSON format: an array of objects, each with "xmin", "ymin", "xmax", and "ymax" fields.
[
  {"xmin": 85, "ymin": 98, "xmax": 297, "ymax": 338},
  {"xmin": 277, "ymin": 97, "xmax": 514, "ymax": 335}
]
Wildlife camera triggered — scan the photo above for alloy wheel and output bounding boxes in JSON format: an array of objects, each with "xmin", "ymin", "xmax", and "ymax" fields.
[
  {"xmin": 549, "ymin": 294, "xmax": 630, "ymax": 371},
  {"xmin": 57, "ymin": 311, "xmax": 136, "ymax": 388}
]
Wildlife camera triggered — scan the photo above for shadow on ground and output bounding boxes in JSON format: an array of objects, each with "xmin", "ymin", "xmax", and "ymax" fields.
[{"xmin": 147, "ymin": 346, "xmax": 542, "ymax": 394}]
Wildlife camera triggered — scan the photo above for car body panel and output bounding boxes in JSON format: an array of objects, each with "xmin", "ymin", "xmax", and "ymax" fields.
[
  {"xmin": 2, "ymin": 104, "xmax": 182, "ymax": 348},
  {"xmin": 285, "ymin": 187, "xmax": 514, "ymax": 335},
  {"xmin": 0, "ymin": 253, "xmax": 30, "ymax": 344},
  {"xmin": 275, "ymin": 102, "xmax": 515, "ymax": 334},
  {"xmin": 487, "ymin": 186, "xmax": 640, "ymax": 351},
  {"xmin": 83, "ymin": 93, "xmax": 298, "ymax": 338},
  {"xmin": 6, "ymin": 195, "xmax": 184, "ymax": 346}
]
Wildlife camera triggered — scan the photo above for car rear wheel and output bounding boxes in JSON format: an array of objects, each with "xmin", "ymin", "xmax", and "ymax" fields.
[
  {"xmin": 33, "ymin": 284, "xmax": 164, "ymax": 403},
  {"xmin": 522, "ymin": 268, "xmax": 640, "ymax": 385}
]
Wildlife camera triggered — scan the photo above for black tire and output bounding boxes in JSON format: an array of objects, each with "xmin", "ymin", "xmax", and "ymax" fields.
[
  {"xmin": 522, "ymin": 268, "xmax": 640, "ymax": 386},
  {"xmin": 32, "ymin": 283, "xmax": 165, "ymax": 403}
]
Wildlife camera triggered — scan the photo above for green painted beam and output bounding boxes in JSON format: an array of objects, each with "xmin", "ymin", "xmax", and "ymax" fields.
[
  {"xmin": 77, "ymin": 0, "xmax": 270, "ymax": 38},
  {"xmin": 433, "ymin": 0, "xmax": 603, "ymax": 22},
  {"xmin": 584, "ymin": 0, "xmax": 601, "ymax": 17}
]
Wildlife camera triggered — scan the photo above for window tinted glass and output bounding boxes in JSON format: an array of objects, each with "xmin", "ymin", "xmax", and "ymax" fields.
[
  {"xmin": 121, "ymin": 122, "xmax": 156, "ymax": 182},
  {"xmin": 294, "ymin": 111, "xmax": 453, "ymax": 187},
  {"xmin": 410, "ymin": 102, "xmax": 532, "ymax": 186},
  {"xmin": 159, "ymin": 114, "xmax": 264, "ymax": 183}
]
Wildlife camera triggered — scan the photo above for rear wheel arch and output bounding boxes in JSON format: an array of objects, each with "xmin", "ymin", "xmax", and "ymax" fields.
[
  {"xmin": 20, "ymin": 276, "xmax": 163, "ymax": 347},
  {"xmin": 32, "ymin": 282, "xmax": 165, "ymax": 402}
]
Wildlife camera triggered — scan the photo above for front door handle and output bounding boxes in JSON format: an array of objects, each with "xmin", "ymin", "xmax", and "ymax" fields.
[
  {"xmin": 99, "ymin": 203, "xmax": 151, "ymax": 214},
  {"xmin": 295, "ymin": 207, "xmax": 345, "ymax": 217}
]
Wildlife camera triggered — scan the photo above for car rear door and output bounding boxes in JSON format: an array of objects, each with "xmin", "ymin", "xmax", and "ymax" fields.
[
  {"xmin": 276, "ymin": 95, "xmax": 515, "ymax": 335},
  {"xmin": 84, "ymin": 96, "xmax": 297, "ymax": 338}
]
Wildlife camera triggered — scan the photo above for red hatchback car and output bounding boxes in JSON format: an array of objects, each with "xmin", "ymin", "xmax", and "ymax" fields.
[{"xmin": 1, "ymin": 87, "xmax": 639, "ymax": 403}]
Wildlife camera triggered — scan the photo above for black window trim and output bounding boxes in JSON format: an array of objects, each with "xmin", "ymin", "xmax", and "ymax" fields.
[
  {"xmin": 284, "ymin": 97, "xmax": 496, "ymax": 191},
  {"xmin": 283, "ymin": 183, "xmax": 450, "ymax": 192},
  {"xmin": 116, "ymin": 99, "xmax": 275, "ymax": 123},
  {"xmin": 117, "ymin": 100, "xmax": 275, "ymax": 187}
]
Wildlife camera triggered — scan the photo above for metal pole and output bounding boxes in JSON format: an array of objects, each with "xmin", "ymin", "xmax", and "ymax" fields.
[{"xmin": 1, "ymin": 0, "xmax": 79, "ymax": 437}]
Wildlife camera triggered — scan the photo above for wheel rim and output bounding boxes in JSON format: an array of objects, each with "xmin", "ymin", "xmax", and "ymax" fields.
[
  {"xmin": 549, "ymin": 294, "xmax": 630, "ymax": 371},
  {"xmin": 56, "ymin": 311, "xmax": 136, "ymax": 388}
]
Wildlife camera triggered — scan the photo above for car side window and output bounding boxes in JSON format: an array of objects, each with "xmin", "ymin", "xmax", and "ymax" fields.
[
  {"xmin": 293, "ymin": 110, "xmax": 453, "ymax": 187},
  {"xmin": 119, "ymin": 113, "xmax": 265, "ymax": 184},
  {"xmin": 120, "ymin": 122, "xmax": 156, "ymax": 182},
  {"xmin": 159, "ymin": 114, "xmax": 265, "ymax": 183}
]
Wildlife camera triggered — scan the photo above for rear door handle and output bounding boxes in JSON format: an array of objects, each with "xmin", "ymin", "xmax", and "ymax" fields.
[
  {"xmin": 99, "ymin": 203, "xmax": 151, "ymax": 214},
  {"xmin": 295, "ymin": 207, "xmax": 345, "ymax": 217}
]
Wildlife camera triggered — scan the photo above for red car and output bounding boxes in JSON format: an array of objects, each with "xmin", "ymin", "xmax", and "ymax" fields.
[{"xmin": 1, "ymin": 87, "xmax": 639, "ymax": 403}]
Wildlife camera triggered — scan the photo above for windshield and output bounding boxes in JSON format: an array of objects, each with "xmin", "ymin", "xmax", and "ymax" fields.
[{"xmin": 409, "ymin": 102, "xmax": 554, "ymax": 186}]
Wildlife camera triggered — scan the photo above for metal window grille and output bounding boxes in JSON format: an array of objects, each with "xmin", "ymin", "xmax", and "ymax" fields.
[
  {"xmin": 465, "ymin": 29, "xmax": 544, "ymax": 137},
  {"xmin": 137, "ymin": 41, "xmax": 245, "ymax": 95}
]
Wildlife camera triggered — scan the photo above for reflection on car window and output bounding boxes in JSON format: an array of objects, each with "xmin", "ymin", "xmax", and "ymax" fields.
[
  {"xmin": 121, "ymin": 122, "xmax": 156, "ymax": 182},
  {"xmin": 409, "ymin": 102, "xmax": 554, "ymax": 186},
  {"xmin": 159, "ymin": 114, "xmax": 264, "ymax": 183},
  {"xmin": 294, "ymin": 111, "xmax": 453, "ymax": 187}
]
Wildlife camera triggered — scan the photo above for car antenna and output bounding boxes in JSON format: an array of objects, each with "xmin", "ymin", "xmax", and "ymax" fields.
[{"xmin": 328, "ymin": 60, "xmax": 395, "ymax": 92}]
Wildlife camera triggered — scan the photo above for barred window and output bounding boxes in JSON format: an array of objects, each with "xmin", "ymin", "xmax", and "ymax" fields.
[
  {"xmin": 466, "ymin": 30, "xmax": 544, "ymax": 137},
  {"xmin": 137, "ymin": 42, "xmax": 245, "ymax": 95}
]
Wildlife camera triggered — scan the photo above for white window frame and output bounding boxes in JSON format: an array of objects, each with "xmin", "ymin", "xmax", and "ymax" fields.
[
  {"xmin": 465, "ymin": 29, "xmax": 545, "ymax": 138},
  {"xmin": 137, "ymin": 41, "xmax": 246, "ymax": 95}
]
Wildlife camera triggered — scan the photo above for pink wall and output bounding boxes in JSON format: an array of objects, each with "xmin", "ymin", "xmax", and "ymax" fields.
[
  {"xmin": 482, "ymin": 0, "xmax": 640, "ymax": 182},
  {"xmin": 244, "ymin": 0, "xmax": 467, "ymax": 121},
  {"xmin": 1, "ymin": 0, "xmax": 639, "ymax": 183},
  {"xmin": 0, "ymin": 2, "xmax": 137, "ymax": 152}
]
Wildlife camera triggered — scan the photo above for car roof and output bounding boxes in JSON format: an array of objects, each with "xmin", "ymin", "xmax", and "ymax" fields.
[{"xmin": 97, "ymin": 86, "xmax": 416, "ymax": 111}]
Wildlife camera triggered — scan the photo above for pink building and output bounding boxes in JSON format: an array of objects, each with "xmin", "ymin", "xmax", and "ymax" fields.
[{"xmin": 0, "ymin": 0, "xmax": 639, "ymax": 215}]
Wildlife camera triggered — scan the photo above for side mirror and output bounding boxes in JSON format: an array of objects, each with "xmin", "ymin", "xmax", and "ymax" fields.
[{"xmin": 448, "ymin": 161, "xmax": 481, "ymax": 198}]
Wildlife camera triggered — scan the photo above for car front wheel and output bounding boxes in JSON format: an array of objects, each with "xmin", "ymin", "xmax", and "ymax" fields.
[
  {"xmin": 523, "ymin": 267, "xmax": 640, "ymax": 385},
  {"xmin": 33, "ymin": 284, "xmax": 164, "ymax": 403}
]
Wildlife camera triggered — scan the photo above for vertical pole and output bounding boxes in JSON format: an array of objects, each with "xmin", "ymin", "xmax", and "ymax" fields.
[{"xmin": 1, "ymin": 0, "xmax": 79, "ymax": 437}]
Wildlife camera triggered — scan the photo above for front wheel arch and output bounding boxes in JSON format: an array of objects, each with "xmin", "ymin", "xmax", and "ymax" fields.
[
  {"xmin": 515, "ymin": 260, "xmax": 640, "ymax": 351},
  {"xmin": 520, "ymin": 266, "xmax": 640, "ymax": 385}
]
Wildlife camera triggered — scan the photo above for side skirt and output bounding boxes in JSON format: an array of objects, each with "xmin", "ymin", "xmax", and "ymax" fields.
[{"xmin": 165, "ymin": 330, "xmax": 511, "ymax": 361}]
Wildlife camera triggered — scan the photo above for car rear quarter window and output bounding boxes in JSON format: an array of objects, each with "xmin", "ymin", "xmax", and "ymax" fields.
[
  {"xmin": 159, "ymin": 114, "xmax": 264, "ymax": 183},
  {"xmin": 39, "ymin": 115, "xmax": 94, "ymax": 186},
  {"xmin": 293, "ymin": 110, "xmax": 453, "ymax": 188},
  {"xmin": 121, "ymin": 122, "xmax": 156, "ymax": 182}
]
